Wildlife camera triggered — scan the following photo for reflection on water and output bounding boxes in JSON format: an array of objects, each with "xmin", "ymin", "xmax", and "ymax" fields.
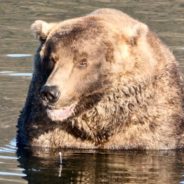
[
  {"xmin": 0, "ymin": 0, "xmax": 184, "ymax": 183},
  {"xmin": 0, "ymin": 71, "xmax": 32, "ymax": 77},
  {"xmin": 6, "ymin": 54, "xmax": 32, "ymax": 58},
  {"xmin": 0, "ymin": 139, "xmax": 27, "ymax": 184},
  {"xmin": 4, "ymin": 141, "xmax": 184, "ymax": 184}
]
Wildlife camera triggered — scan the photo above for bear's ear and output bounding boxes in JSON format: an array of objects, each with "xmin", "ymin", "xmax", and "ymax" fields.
[
  {"xmin": 126, "ymin": 22, "xmax": 149, "ymax": 46},
  {"xmin": 31, "ymin": 20, "xmax": 55, "ymax": 42}
]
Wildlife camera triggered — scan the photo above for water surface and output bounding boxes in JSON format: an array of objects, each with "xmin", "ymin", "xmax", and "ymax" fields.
[{"xmin": 0, "ymin": 0, "xmax": 184, "ymax": 183}]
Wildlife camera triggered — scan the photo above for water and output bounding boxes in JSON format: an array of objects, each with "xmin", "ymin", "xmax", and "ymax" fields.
[{"xmin": 0, "ymin": 0, "xmax": 184, "ymax": 183}]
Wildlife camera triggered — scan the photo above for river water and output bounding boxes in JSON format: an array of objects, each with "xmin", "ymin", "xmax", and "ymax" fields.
[{"xmin": 0, "ymin": 0, "xmax": 184, "ymax": 183}]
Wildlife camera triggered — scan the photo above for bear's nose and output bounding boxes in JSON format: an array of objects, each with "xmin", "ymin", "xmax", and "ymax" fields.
[{"xmin": 40, "ymin": 85, "xmax": 60, "ymax": 104}]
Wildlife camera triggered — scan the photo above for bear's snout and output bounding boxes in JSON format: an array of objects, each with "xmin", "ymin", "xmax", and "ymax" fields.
[{"xmin": 40, "ymin": 85, "xmax": 60, "ymax": 104}]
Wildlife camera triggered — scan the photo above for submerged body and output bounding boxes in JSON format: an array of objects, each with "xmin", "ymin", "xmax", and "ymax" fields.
[{"xmin": 17, "ymin": 8, "xmax": 184, "ymax": 150}]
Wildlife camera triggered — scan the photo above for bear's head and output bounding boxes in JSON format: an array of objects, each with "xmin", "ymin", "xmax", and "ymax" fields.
[{"xmin": 31, "ymin": 10, "xmax": 152, "ymax": 123}]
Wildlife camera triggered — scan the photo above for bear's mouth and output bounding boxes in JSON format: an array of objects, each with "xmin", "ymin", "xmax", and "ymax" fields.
[
  {"xmin": 46, "ymin": 103, "xmax": 77, "ymax": 122},
  {"xmin": 45, "ymin": 92, "xmax": 103, "ymax": 122}
]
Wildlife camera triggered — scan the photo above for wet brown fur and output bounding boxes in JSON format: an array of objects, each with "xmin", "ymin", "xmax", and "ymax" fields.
[{"xmin": 17, "ymin": 8, "xmax": 184, "ymax": 150}]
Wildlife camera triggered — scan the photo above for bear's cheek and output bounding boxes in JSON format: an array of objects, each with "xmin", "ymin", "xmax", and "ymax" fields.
[
  {"xmin": 61, "ymin": 71, "xmax": 99, "ymax": 99},
  {"xmin": 76, "ymin": 73, "xmax": 102, "ymax": 96}
]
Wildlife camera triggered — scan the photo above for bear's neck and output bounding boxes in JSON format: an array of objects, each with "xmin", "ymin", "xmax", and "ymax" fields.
[{"xmin": 67, "ymin": 77, "xmax": 154, "ymax": 145}]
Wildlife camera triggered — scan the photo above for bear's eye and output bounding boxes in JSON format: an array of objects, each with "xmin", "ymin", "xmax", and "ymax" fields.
[
  {"xmin": 39, "ymin": 37, "xmax": 46, "ymax": 43},
  {"xmin": 48, "ymin": 57, "xmax": 55, "ymax": 70},
  {"xmin": 50, "ymin": 57, "xmax": 55, "ymax": 64},
  {"xmin": 77, "ymin": 58, "xmax": 88, "ymax": 69},
  {"xmin": 42, "ymin": 57, "xmax": 55, "ymax": 75}
]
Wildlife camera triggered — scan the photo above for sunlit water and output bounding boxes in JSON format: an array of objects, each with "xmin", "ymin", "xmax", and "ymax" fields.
[{"xmin": 0, "ymin": 0, "xmax": 184, "ymax": 183}]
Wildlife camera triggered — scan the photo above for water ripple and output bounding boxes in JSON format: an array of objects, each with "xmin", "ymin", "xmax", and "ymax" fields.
[
  {"xmin": 0, "ymin": 71, "xmax": 32, "ymax": 77},
  {"xmin": 6, "ymin": 54, "xmax": 32, "ymax": 58},
  {"xmin": 0, "ymin": 138, "xmax": 17, "ymax": 153},
  {"xmin": 0, "ymin": 155, "xmax": 17, "ymax": 160},
  {"xmin": 0, "ymin": 171, "xmax": 26, "ymax": 177},
  {"xmin": 0, "ymin": 178, "xmax": 26, "ymax": 183}
]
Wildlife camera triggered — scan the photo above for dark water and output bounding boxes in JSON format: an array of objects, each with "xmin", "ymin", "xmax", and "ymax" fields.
[{"xmin": 0, "ymin": 0, "xmax": 184, "ymax": 183}]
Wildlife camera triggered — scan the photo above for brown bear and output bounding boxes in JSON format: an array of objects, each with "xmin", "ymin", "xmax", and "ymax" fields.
[{"xmin": 17, "ymin": 8, "xmax": 184, "ymax": 150}]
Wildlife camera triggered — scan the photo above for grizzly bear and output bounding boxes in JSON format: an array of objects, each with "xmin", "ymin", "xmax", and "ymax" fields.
[{"xmin": 17, "ymin": 8, "xmax": 184, "ymax": 150}]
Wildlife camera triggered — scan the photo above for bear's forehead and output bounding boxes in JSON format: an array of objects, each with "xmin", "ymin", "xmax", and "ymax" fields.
[
  {"xmin": 43, "ymin": 25, "xmax": 108, "ymax": 55},
  {"xmin": 40, "ymin": 16, "xmax": 119, "ymax": 59},
  {"xmin": 47, "ymin": 17, "xmax": 107, "ymax": 44}
]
